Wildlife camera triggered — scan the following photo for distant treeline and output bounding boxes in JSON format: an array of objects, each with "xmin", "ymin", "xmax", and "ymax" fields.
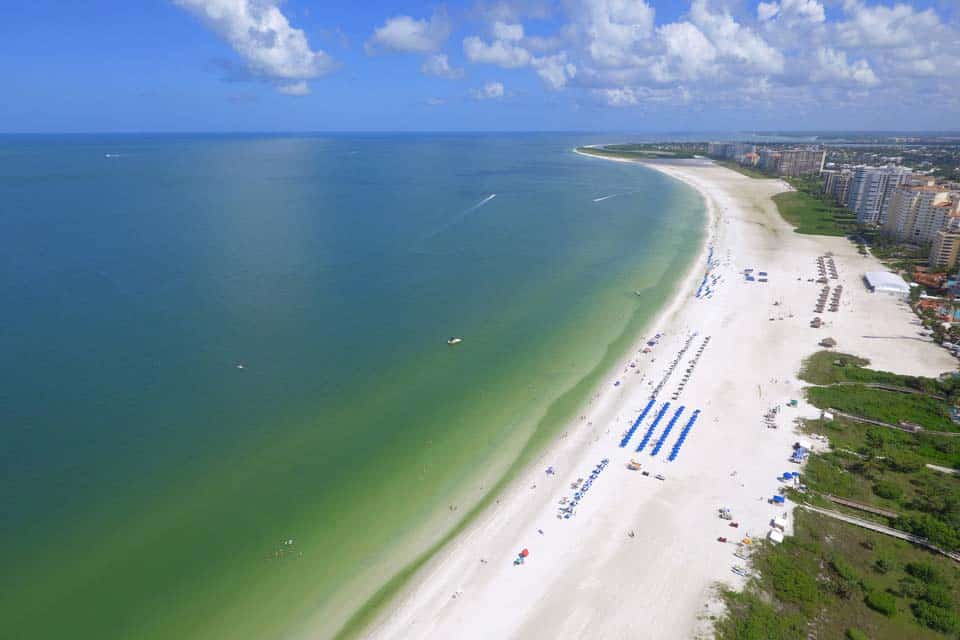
[{"xmin": 576, "ymin": 144, "xmax": 703, "ymax": 160}]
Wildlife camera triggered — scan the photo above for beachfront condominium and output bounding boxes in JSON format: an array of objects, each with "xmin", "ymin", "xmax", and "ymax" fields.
[
  {"xmin": 930, "ymin": 220, "xmax": 960, "ymax": 271},
  {"xmin": 822, "ymin": 169, "xmax": 852, "ymax": 204},
  {"xmin": 883, "ymin": 184, "xmax": 960, "ymax": 246},
  {"xmin": 846, "ymin": 165, "xmax": 914, "ymax": 225},
  {"xmin": 707, "ymin": 142, "xmax": 757, "ymax": 164},
  {"xmin": 757, "ymin": 148, "xmax": 826, "ymax": 177}
]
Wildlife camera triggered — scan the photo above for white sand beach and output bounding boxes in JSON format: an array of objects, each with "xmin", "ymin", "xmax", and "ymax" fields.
[{"xmin": 364, "ymin": 158, "xmax": 956, "ymax": 640}]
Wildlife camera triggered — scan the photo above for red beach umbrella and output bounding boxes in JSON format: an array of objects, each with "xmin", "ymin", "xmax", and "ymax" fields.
[{"xmin": 520, "ymin": 548, "xmax": 529, "ymax": 557}]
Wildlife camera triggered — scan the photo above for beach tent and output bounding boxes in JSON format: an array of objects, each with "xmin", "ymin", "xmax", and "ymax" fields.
[
  {"xmin": 773, "ymin": 516, "xmax": 788, "ymax": 530},
  {"xmin": 768, "ymin": 529, "xmax": 784, "ymax": 544},
  {"xmin": 772, "ymin": 495, "xmax": 786, "ymax": 504},
  {"xmin": 863, "ymin": 271, "xmax": 910, "ymax": 298}
]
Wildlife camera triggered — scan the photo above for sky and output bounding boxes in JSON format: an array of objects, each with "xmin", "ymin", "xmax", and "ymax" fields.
[{"xmin": 3, "ymin": 0, "xmax": 960, "ymax": 132}]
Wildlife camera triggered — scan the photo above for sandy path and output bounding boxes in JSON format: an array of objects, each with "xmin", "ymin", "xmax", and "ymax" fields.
[{"xmin": 364, "ymin": 158, "xmax": 955, "ymax": 640}]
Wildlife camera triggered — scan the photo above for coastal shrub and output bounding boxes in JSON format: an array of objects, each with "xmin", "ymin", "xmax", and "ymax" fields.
[
  {"xmin": 845, "ymin": 629, "xmax": 868, "ymax": 640},
  {"xmin": 871, "ymin": 480, "xmax": 903, "ymax": 501},
  {"xmin": 716, "ymin": 591, "xmax": 807, "ymax": 640},
  {"xmin": 922, "ymin": 584, "xmax": 954, "ymax": 609},
  {"xmin": 830, "ymin": 557, "xmax": 860, "ymax": 583},
  {"xmin": 895, "ymin": 577, "xmax": 924, "ymax": 599},
  {"xmin": 765, "ymin": 554, "xmax": 820, "ymax": 608},
  {"xmin": 805, "ymin": 385, "xmax": 955, "ymax": 432},
  {"xmin": 864, "ymin": 590, "xmax": 897, "ymax": 616},
  {"xmin": 896, "ymin": 515, "xmax": 960, "ymax": 551},
  {"xmin": 872, "ymin": 553, "xmax": 895, "ymax": 575},
  {"xmin": 882, "ymin": 451, "xmax": 924, "ymax": 473},
  {"xmin": 911, "ymin": 601, "xmax": 960, "ymax": 633},
  {"xmin": 905, "ymin": 562, "xmax": 941, "ymax": 585}
]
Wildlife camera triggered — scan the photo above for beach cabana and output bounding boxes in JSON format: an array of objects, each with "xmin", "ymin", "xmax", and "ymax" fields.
[{"xmin": 768, "ymin": 529, "xmax": 784, "ymax": 544}]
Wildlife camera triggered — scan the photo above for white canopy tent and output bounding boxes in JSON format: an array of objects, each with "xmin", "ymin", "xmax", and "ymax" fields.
[{"xmin": 864, "ymin": 271, "xmax": 910, "ymax": 298}]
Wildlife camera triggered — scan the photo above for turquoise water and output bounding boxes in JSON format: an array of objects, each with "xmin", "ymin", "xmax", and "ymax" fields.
[{"xmin": 0, "ymin": 134, "xmax": 704, "ymax": 639}]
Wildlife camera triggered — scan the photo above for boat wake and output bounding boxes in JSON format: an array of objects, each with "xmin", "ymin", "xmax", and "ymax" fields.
[
  {"xmin": 593, "ymin": 194, "xmax": 618, "ymax": 202},
  {"xmin": 466, "ymin": 193, "xmax": 497, "ymax": 212},
  {"xmin": 419, "ymin": 194, "xmax": 497, "ymax": 244}
]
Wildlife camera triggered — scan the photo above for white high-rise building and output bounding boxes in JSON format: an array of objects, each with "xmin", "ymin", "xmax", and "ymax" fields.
[
  {"xmin": 846, "ymin": 165, "xmax": 913, "ymax": 225},
  {"xmin": 883, "ymin": 185, "xmax": 959, "ymax": 245}
]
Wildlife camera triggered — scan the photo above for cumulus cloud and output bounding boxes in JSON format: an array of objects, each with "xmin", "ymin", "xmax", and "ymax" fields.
[
  {"xmin": 366, "ymin": 11, "xmax": 451, "ymax": 54},
  {"xmin": 836, "ymin": 0, "xmax": 940, "ymax": 49},
  {"xmin": 757, "ymin": 0, "xmax": 825, "ymax": 24},
  {"xmin": 654, "ymin": 22, "xmax": 716, "ymax": 81},
  {"xmin": 532, "ymin": 53, "xmax": 577, "ymax": 89},
  {"xmin": 811, "ymin": 47, "xmax": 878, "ymax": 86},
  {"xmin": 574, "ymin": 0, "xmax": 656, "ymax": 68},
  {"xmin": 448, "ymin": 0, "xmax": 959, "ymax": 117},
  {"xmin": 421, "ymin": 53, "xmax": 464, "ymax": 79},
  {"xmin": 463, "ymin": 35, "xmax": 532, "ymax": 68},
  {"xmin": 688, "ymin": 0, "xmax": 784, "ymax": 75},
  {"xmin": 492, "ymin": 21, "xmax": 525, "ymax": 41},
  {"xmin": 174, "ymin": 0, "xmax": 335, "ymax": 95},
  {"xmin": 596, "ymin": 86, "xmax": 639, "ymax": 107},
  {"xmin": 471, "ymin": 81, "xmax": 505, "ymax": 100}
]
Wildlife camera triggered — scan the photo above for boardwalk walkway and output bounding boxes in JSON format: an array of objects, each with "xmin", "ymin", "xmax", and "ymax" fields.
[{"xmin": 800, "ymin": 504, "xmax": 960, "ymax": 563}]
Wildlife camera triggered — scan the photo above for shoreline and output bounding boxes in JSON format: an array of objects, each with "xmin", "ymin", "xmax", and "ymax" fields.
[
  {"xmin": 353, "ymin": 152, "xmax": 717, "ymax": 638},
  {"xmin": 363, "ymin": 152, "xmax": 955, "ymax": 639},
  {"xmin": 332, "ymin": 150, "xmax": 713, "ymax": 639}
]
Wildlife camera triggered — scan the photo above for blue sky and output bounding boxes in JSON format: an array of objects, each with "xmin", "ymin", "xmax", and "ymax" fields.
[{"xmin": 3, "ymin": 1, "xmax": 959, "ymax": 132}]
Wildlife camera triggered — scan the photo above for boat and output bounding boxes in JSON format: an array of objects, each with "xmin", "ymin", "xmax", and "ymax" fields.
[{"xmin": 447, "ymin": 337, "xmax": 463, "ymax": 345}]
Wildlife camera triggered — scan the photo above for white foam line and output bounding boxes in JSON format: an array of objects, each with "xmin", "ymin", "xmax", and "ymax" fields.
[{"xmin": 468, "ymin": 193, "xmax": 497, "ymax": 212}]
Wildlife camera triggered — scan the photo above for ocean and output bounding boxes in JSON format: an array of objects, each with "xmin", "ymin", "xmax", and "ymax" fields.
[{"xmin": 0, "ymin": 133, "xmax": 705, "ymax": 638}]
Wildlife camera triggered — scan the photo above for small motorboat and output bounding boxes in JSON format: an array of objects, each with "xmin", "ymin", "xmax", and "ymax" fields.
[{"xmin": 447, "ymin": 337, "xmax": 463, "ymax": 345}]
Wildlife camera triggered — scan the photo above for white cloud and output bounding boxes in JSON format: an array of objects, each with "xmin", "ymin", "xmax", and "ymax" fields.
[
  {"xmin": 596, "ymin": 86, "xmax": 639, "ymax": 106},
  {"xmin": 758, "ymin": 0, "xmax": 824, "ymax": 24},
  {"xmin": 837, "ymin": 1, "xmax": 940, "ymax": 49},
  {"xmin": 277, "ymin": 81, "xmax": 310, "ymax": 96},
  {"xmin": 463, "ymin": 35, "xmax": 532, "ymax": 68},
  {"xmin": 174, "ymin": 0, "xmax": 335, "ymax": 95},
  {"xmin": 688, "ymin": 0, "xmax": 784, "ymax": 75},
  {"xmin": 532, "ymin": 53, "xmax": 577, "ymax": 89},
  {"xmin": 574, "ymin": 0, "xmax": 656, "ymax": 68},
  {"xmin": 812, "ymin": 47, "xmax": 878, "ymax": 86},
  {"xmin": 757, "ymin": 2, "xmax": 780, "ymax": 22},
  {"xmin": 492, "ymin": 21, "xmax": 524, "ymax": 41},
  {"xmin": 654, "ymin": 22, "xmax": 716, "ymax": 81},
  {"xmin": 471, "ymin": 81, "xmax": 505, "ymax": 100},
  {"xmin": 421, "ymin": 53, "xmax": 464, "ymax": 79},
  {"xmin": 366, "ymin": 11, "xmax": 451, "ymax": 54},
  {"xmin": 449, "ymin": 0, "xmax": 960, "ymax": 119}
]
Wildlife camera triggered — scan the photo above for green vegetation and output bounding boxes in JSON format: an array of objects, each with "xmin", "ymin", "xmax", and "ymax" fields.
[
  {"xmin": 715, "ymin": 160, "xmax": 774, "ymax": 180},
  {"xmin": 718, "ymin": 350, "xmax": 960, "ymax": 639},
  {"xmin": 715, "ymin": 510, "xmax": 960, "ymax": 640},
  {"xmin": 800, "ymin": 351, "xmax": 960, "ymax": 432},
  {"xmin": 799, "ymin": 352, "xmax": 948, "ymax": 397},
  {"xmin": 772, "ymin": 176, "xmax": 861, "ymax": 236},
  {"xmin": 806, "ymin": 385, "xmax": 956, "ymax": 432},
  {"xmin": 574, "ymin": 145, "xmax": 698, "ymax": 161},
  {"xmin": 773, "ymin": 189, "xmax": 856, "ymax": 236}
]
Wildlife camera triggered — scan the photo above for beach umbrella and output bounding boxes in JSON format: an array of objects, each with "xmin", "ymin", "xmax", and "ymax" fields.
[{"xmin": 520, "ymin": 548, "xmax": 529, "ymax": 557}]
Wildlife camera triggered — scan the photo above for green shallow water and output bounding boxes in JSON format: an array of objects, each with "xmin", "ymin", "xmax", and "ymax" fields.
[{"xmin": 0, "ymin": 133, "xmax": 704, "ymax": 639}]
